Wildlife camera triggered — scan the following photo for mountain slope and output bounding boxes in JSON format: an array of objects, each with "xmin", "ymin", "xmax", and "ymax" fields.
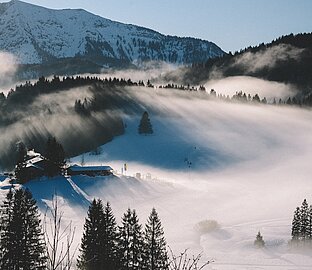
[
  {"xmin": 179, "ymin": 33, "xmax": 312, "ymax": 92},
  {"xmin": 0, "ymin": 0, "xmax": 224, "ymax": 68}
]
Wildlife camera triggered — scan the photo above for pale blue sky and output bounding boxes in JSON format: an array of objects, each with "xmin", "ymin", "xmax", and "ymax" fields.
[{"xmin": 5, "ymin": 0, "xmax": 312, "ymax": 52}]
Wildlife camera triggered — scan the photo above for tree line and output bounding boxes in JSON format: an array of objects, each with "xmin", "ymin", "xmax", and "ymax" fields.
[
  {"xmin": 0, "ymin": 75, "xmax": 137, "ymax": 128},
  {"xmin": 1, "ymin": 74, "xmax": 310, "ymax": 126},
  {"xmin": 154, "ymin": 84, "xmax": 312, "ymax": 107},
  {"xmin": 188, "ymin": 32, "xmax": 312, "ymax": 89},
  {"xmin": 0, "ymin": 187, "xmax": 211, "ymax": 270},
  {"xmin": 3, "ymin": 76, "xmax": 138, "ymax": 108},
  {"xmin": 291, "ymin": 199, "xmax": 312, "ymax": 245},
  {"xmin": 78, "ymin": 200, "xmax": 168, "ymax": 270},
  {"xmin": 255, "ymin": 198, "xmax": 312, "ymax": 249}
]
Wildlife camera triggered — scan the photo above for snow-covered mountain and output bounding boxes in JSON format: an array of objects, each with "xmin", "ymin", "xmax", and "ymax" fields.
[{"xmin": 0, "ymin": 0, "xmax": 224, "ymax": 66}]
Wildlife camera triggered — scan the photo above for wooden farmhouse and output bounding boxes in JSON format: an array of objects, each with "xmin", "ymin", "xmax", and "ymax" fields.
[{"xmin": 23, "ymin": 150, "xmax": 60, "ymax": 179}]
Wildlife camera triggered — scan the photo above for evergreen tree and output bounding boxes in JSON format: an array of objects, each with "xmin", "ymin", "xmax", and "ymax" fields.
[
  {"xmin": 101, "ymin": 202, "xmax": 118, "ymax": 270},
  {"xmin": 299, "ymin": 199, "xmax": 309, "ymax": 241},
  {"xmin": 45, "ymin": 136, "xmax": 65, "ymax": 176},
  {"xmin": 15, "ymin": 161, "xmax": 29, "ymax": 184},
  {"xmin": 77, "ymin": 199, "xmax": 105, "ymax": 270},
  {"xmin": 14, "ymin": 142, "xmax": 29, "ymax": 183},
  {"xmin": 308, "ymin": 205, "xmax": 312, "ymax": 240},
  {"xmin": 138, "ymin": 111, "xmax": 153, "ymax": 135},
  {"xmin": 0, "ymin": 188, "xmax": 14, "ymax": 269},
  {"xmin": 254, "ymin": 231, "xmax": 265, "ymax": 247},
  {"xmin": 0, "ymin": 188, "xmax": 46, "ymax": 270},
  {"xmin": 252, "ymin": 94, "xmax": 261, "ymax": 103},
  {"xmin": 143, "ymin": 208, "xmax": 168, "ymax": 270},
  {"xmin": 118, "ymin": 208, "xmax": 144, "ymax": 270},
  {"xmin": 261, "ymin": 97, "xmax": 267, "ymax": 104},
  {"xmin": 16, "ymin": 141, "xmax": 27, "ymax": 164},
  {"xmin": 291, "ymin": 207, "xmax": 301, "ymax": 242}
]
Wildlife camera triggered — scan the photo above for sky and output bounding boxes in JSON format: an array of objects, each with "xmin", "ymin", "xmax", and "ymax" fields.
[{"xmin": 2, "ymin": 0, "xmax": 312, "ymax": 53}]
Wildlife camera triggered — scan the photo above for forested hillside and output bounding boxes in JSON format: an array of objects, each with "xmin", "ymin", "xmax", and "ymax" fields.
[{"xmin": 180, "ymin": 33, "xmax": 312, "ymax": 92}]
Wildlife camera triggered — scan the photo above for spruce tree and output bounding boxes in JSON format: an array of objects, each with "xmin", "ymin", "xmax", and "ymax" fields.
[
  {"xmin": 14, "ymin": 141, "xmax": 29, "ymax": 183},
  {"xmin": 15, "ymin": 161, "xmax": 29, "ymax": 184},
  {"xmin": 101, "ymin": 202, "xmax": 118, "ymax": 270},
  {"xmin": 300, "ymin": 199, "xmax": 309, "ymax": 241},
  {"xmin": 254, "ymin": 231, "xmax": 265, "ymax": 247},
  {"xmin": 16, "ymin": 141, "xmax": 27, "ymax": 164},
  {"xmin": 77, "ymin": 199, "xmax": 105, "ymax": 270},
  {"xmin": 291, "ymin": 207, "xmax": 301, "ymax": 242},
  {"xmin": 138, "ymin": 111, "xmax": 153, "ymax": 135},
  {"xmin": 143, "ymin": 208, "xmax": 168, "ymax": 270},
  {"xmin": 0, "ymin": 188, "xmax": 46, "ymax": 270},
  {"xmin": 45, "ymin": 136, "xmax": 65, "ymax": 176},
  {"xmin": 308, "ymin": 205, "xmax": 312, "ymax": 240},
  {"xmin": 118, "ymin": 208, "xmax": 144, "ymax": 270},
  {"xmin": 0, "ymin": 188, "xmax": 14, "ymax": 269}
]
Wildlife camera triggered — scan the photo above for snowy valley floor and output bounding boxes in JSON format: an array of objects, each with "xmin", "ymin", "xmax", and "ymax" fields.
[{"xmin": 2, "ymin": 97, "xmax": 312, "ymax": 269}]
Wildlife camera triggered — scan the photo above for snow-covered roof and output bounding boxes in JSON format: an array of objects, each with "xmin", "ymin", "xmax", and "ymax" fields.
[
  {"xmin": 68, "ymin": 165, "xmax": 113, "ymax": 172},
  {"xmin": 27, "ymin": 149, "xmax": 41, "ymax": 158},
  {"xmin": 25, "ymin": 155, "xmax": 44, "ymax": 168}
]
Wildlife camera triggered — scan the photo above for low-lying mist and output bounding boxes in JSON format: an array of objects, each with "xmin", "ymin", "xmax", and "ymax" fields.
[
  {"xmin": 86, "ymin": 85, "xmax": 312, "ymax": 267},
  {"xmin": 0, "ymin": 51, "xmax": 19, "ymax": 92},
  {"xmin": 0, "ymin": 85, "xmax": 126, "ymax": 169},
  {"xmin": 119, "ymin": 86, "xmax": 312, "ymax": 170},
  {"xmin": 228, "ymin": 44, "xmax": 304, "ymax": 74},
  {"xmin": 0, "ymin": 65, "xmax": 305, "ymax": 173},
  {"xmin": 1, "ymin": 67, "xmax": 311, "ymax": 267},
  {"xmin": 204, "ymin": 76, "xmax": 296, "ymax": 101},
  {"xmin": 62, "ymin": 84, "xmax": 312, "ymax": 268}
]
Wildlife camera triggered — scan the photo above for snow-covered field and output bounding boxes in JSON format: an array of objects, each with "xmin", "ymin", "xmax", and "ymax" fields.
[{"xmin": 2, "ymin": 89, "xmax": 312, "ymax": 269}]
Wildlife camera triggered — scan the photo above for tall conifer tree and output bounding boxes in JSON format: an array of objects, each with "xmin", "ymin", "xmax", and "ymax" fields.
[
  {"xmin": 118, "ymin": 208, "xmax": 144, "ymax": 270},
  {"xmin": 291, "ymin": 207, "xmax": 301, "ymax": 242},
  {"xmin": 0, "ymin": 188, "xmax": 46, "ymax": 270},
  {"xmin": 300, "ymin": 199, "xmax": 309, "ymax": 240},
  {"xmin": 143, "ymin": 208, "xmax": 168, "ymax": 270},
  {"xmin": 45, "ymin": 137, "xmax": 65, "ymax": 177},
  {"xmin": 101, "ymin": 202, "xmax": 118, "ymax": 270},
  {"xmin": 138, "ymin": 111, "xmax": 153, "ymax": 135},
  {"xmin": 77, "ymin": 199, "xmax": 104, "ymax": 270},
  {"xmin": 0, "ymin": 188, "xmax": 14, "ymax": 269},
  {"xmin": 308, "ymin": 205, "xmax": 312, "ymax": 240},
  {"xmin": 14, "ymin": 142, "xmax": 29, "ymax": 183}
]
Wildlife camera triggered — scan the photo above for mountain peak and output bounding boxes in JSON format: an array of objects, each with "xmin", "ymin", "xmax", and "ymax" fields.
[
  {"xmin": 6, "ymin": 0, "xmax": 36, "ymax": 8},
  {"xmin": 0, "ymin": 1, "xmax": 224, "ymax": 67}
]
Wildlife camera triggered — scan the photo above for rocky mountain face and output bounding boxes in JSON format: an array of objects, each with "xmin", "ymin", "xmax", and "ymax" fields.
[{"xmin": 0, "ymin": 0, "xmax": 224, "ymax": 70}]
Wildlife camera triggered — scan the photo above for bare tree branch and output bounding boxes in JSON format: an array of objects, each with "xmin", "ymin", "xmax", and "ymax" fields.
[
  {"xmin": 168, "ymin": 247, "xmax": 213, "ymax": 270},
  {"xmin": 43, "ymin": 194, "xmax": 78, "ymax": 270}
]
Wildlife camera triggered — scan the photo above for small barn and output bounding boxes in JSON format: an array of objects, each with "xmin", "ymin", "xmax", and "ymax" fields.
[
  {"xmin": 67, "ymin": 165, "xmax": 113, "ymax": 177},
  {"xmin": 24, "ymin": 152, "xmax": 46, "ymax": 179}
]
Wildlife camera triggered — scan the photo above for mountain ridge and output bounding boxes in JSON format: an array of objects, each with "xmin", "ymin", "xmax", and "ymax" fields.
[{"xmin": 0, "ymin": 0, "xmax": 224, "ymax": 69}]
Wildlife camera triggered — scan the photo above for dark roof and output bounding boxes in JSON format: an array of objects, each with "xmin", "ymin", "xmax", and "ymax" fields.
[{"xmin": 68, "ymin": 165, "xmax": 113, "ymax": 172}]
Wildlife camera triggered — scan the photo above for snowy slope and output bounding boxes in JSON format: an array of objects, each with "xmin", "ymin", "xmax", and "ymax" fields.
[
  {"xmin": 66, "ymin": 103, "xmax": 312, "ymax": 269},
  {"xmin": 2, "ymin": 92, "xmax": 312, "ymax": 269},
  {"xmin": 0, "ymin": 0, "xmax": 224, "ymax": 65}
]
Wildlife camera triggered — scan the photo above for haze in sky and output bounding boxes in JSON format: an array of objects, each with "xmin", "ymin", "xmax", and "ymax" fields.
[{"xmin": 3, "ymin": 0, "xmax": 312, "ymax": 52}]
